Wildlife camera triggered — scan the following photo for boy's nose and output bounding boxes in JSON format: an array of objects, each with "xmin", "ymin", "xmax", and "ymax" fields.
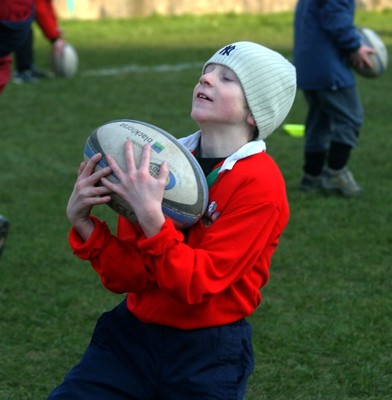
[{"xmin": 200, "ymin": 73, "xmax": 213, "ymax": 85}]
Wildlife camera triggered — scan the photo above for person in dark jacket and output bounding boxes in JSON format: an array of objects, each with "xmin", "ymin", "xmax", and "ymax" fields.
[{"xmin": 293, "ymin": 0, "xmax": 374, "ymax": 196}]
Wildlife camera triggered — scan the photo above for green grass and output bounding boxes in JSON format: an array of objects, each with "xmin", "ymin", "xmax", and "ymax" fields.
[{"xmin": 1, "ymin": 11, "xmax": 392, "ymax": 399}]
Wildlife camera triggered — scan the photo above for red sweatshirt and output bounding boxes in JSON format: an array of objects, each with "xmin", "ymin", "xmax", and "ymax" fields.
[
  {"xmin": 69, "ymin": 146, "xmax": 289, "ymax": 330},
  {"xmin": 0, "ymin": 0, "xmax": 33, "ymax": 22}
]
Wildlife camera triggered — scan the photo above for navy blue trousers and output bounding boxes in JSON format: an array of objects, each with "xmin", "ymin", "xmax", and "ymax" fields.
[
  {"xmin": 48, "ymin": 300, "xmax": 254, "ymax": 400},
  {"xmin": 0, "ymin": 18, "xmax": 33, "ymax": 58},
  {"xmin": 303, "ymin": 86, "xmax": 364, "ymax": 152}
]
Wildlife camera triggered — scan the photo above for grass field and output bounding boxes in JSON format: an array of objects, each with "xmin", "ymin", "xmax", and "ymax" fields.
[{"xmin": 1, "ymin": 11, "xmax": 392, "ymax": 400}]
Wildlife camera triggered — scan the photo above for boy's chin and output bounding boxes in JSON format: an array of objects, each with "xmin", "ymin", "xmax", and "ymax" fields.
[{"xmin": 191, "ymin": 110, "xmax": 212, "ymax": 125}]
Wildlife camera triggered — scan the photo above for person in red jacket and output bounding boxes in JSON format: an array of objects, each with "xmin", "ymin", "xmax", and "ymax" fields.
[
  {"xmin": 0, "ymin": 0, "xmax": 34, "ymax": 259},
  {"xmin": 0, "ymin": 0, "xmax": 34, "ymax": 91},
  {"xmin": 13, "ymin": 0, "xmax": 65, "ymax": 83},
  {"xmin": 48, "ymin": 41, "xmax": 296, "ymax": 399}
]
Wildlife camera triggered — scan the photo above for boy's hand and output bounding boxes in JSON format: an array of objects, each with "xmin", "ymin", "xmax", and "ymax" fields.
[
  {"xmin": 101, "ymin": 141, "xmax": 169, "ymax": 237},
  {"xmin": 66, "ymin": 153, "xmax": 112, "ymax": 241},
  {"xmin": 350, "ymin": 44, "xmax": 375, "ymax": 71}
]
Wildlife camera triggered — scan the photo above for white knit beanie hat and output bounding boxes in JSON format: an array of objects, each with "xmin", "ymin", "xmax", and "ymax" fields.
[{"xmin": 204, "ymin": 41, "xmax": 297, "ymax": 140}]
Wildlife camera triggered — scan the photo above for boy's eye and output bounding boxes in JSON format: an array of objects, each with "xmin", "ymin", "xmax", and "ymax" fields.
[{"xmin": 222, "ymin": 72, "xmax": 238, "ymax": 82}]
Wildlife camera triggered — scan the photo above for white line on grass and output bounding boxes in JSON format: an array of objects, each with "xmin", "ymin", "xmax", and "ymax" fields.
[{"xmin": 82, "ymin": 62, "xmax": 203, "ymax": 77}]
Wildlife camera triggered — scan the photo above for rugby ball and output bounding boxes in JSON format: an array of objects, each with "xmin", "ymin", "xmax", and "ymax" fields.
[
  {"xmin": 354, "ymin": 27, "xmax": 388, "ymax": 78},
  {"xmin": 84, "ymin": 119, "xmax": 209, "ymax": 229},
  {"xmin": 51, "ymin": 40, "xmax": 78, "ymax": 78}
]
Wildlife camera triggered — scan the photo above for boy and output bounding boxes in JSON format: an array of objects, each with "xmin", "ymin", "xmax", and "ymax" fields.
[
  {"xmin": 48, "ymin": 41, "xmax": 296, "ymax": 399},
  {"xmin": 294, "ymin": 0, "xmax": 373, "ymax": 196},
  {"xmin": 0, "ymin": 0, "xmax": 33, "ymax": 92},
  {"xmin": 13, "ymin": 0, "xmax": 67, "ymax": 83}
]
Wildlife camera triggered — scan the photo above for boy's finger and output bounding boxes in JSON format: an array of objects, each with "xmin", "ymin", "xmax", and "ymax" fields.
[
  {"xmin": 139, "ymin": 143, "xmax": 152, "ymax": 171},
  {"xmin": 124, "ymin": 141, "xmax": 137, "ymax": 172}
]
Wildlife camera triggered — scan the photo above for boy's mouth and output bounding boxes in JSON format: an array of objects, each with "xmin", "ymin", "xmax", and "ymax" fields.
[{"xmin": 197, "ymin": 92, "xmax": 212, "ymax": 101}]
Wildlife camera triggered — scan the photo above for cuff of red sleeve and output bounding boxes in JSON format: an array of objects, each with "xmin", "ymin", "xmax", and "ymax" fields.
[
  {"xmin": 137, "ymin": 218, "xmax": 183, "ymax": 256},
  {"xmin": 69, "ymin": 216, "xmax": 111, "ymax": 260}
]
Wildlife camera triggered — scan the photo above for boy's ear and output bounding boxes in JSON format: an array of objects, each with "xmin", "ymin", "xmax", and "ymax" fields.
[{"xmin": 247, "ymin": 113, "xmax": 257, "ymax": 127}]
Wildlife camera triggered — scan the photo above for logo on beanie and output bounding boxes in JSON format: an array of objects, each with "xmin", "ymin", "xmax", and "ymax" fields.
[{"xmin": 219, "ymin": 45, "xmax": 236, "ymax": 56}]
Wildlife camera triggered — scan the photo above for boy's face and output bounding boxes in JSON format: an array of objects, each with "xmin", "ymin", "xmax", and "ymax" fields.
[{"xmin": 191, "ymin": 64, "xmax": 252, "ymax": 128}]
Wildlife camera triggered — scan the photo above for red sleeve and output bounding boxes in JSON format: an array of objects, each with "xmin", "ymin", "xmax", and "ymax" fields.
[
  {"xmin": 34, "ymin": 0, "xmax": 60, "ymax": 41},
  {"xmin": 69, "ymin": 216, "xmax": 154, "ymax": 294}
]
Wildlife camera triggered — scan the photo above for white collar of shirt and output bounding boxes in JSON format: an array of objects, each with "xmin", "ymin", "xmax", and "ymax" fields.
[{"xmin": 178, "ymin": 130, "xmax": 267, "ymax": 173}]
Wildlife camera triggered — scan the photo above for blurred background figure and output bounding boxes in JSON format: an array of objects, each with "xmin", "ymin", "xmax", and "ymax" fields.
[
  {"xmin": 0, "ymin": 0, "xmax": 34, "ymax": 91},
  {"xmin": 0, "ymin": 0, "xmax": 34, "ymax": 259},
  {"xmin": 293, "ymin": 0, "xmax": 374, "ymax": 197},
  {"xmin": 0, "ymin": 216, "xmax": 10, "ymax": 260},
  {"xmin": 13, "ymin": 0, "xmax": 66, "ymax": 83}
]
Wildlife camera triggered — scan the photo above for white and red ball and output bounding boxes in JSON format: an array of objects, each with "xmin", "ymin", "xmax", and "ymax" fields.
[
  {"xmin": 354, "ymin": 27, "xmax": 388, "ymax": 78},
  {"xmin": 51, "ymin": 40, "xmax": 78, "ymax": 78},
  {"xmin": 84, "ymin": 119, "xmax": 209, "ymax": 229}
]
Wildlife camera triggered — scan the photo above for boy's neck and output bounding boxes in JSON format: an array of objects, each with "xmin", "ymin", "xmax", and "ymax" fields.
[{"xmin": 199, "ymin": 126, "xmax": 253, "ymax": 158}]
